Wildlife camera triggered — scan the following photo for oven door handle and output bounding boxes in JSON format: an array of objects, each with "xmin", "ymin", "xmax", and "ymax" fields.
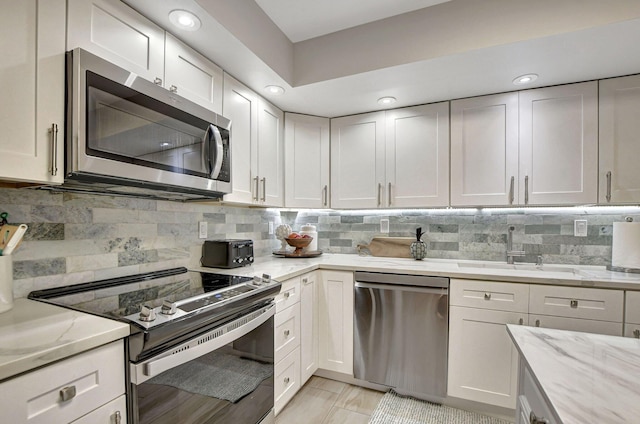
[{"xmin": 131, "ymin": 303, "xmax": 275, "ymax": 385}]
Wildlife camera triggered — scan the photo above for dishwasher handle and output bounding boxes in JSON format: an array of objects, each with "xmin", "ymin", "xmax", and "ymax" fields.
[{"xmin": 354, "ymin": 281, "xmax": 448, "ymax": 295}]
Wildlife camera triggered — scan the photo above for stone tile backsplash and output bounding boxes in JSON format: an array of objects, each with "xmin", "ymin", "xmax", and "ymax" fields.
[{"xmin": 1, "ymin": 187, "xmax": 637, "ymax": 298}]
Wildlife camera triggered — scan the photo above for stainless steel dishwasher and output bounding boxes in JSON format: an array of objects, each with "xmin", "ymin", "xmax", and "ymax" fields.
[{"xmin": 353, "ymin": 271, "xmax": 449, "ymax": 402}]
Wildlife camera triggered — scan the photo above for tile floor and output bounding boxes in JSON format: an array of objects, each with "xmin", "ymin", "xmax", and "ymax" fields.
[{"xmin": 275, "ymin": 376, "xmax": 386, "ymax": 424}]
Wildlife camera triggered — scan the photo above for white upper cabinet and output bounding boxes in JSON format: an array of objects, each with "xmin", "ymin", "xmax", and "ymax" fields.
[
  {"xmin": 257, "ymin": 98, "xmax": 285, "ymax": 207},
  {"xmin": 164, "ymin": 33, "xmax": 223, "ymax": 114},
  {"xmin": 519, "ymin": 82, "xmax": 598, "ymax": 205},
  {"xmin": 599, "ymin": 75, "xmax": 640, "ymax": 204},
  {"xmin": 386, "ymin": 103, "xmax": 450, "ymax": 208},
  {"xmin": 67, "ymin": 0, "xmax": 165, "ymax": 83},
  {"xmin": 0, "ymin": 0, "xmax": 65, "ymax": 185},
  {"xmin": 451, "ymin": 82, "xmax": 597, "ymax": 207},
  {"xmin": 284, "ymin": 113, "xmax": 330, "ymax": 208},
  {"xmin": 331, "ymin": 112, "xmax": 386, "ymax": 209},
  {"xmin": 451, "ymin": 93, "xmax": 519, "ymax": 207}
]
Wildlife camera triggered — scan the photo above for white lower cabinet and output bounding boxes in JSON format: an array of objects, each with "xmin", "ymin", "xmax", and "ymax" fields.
[
  {"xmin": 448, "ymin": 305, "xmax": 526, "ymax": 409},
  {"xmin": 318, "ymin": 270, "xmax": 354, "ymax": 375},
  {"xmin": 0, "ymin": 340, "xmax": 126, "ymax": 423}
]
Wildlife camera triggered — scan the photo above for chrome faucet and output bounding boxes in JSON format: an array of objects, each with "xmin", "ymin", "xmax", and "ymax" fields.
[{"xmin": 506, "ymin": 225, "xmax": 525, "ymax": 264}]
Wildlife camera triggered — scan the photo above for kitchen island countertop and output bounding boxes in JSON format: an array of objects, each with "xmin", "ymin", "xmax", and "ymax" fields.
[
  {"xmin": 507, "ymin": 324, "xmax": 640, "ymax": 423},
  {"xmin": 193, "ymin": 253, "xmax": 640, "ymax": 290},
  {"xmin": 0, "ymin": 298, "xmax": 129, "ymax": 382}
]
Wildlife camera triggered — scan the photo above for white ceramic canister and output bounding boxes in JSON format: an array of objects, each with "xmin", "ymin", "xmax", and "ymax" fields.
[{"xmin": 300, "ymin": 224, "xmax": 318, "ymax": 252}]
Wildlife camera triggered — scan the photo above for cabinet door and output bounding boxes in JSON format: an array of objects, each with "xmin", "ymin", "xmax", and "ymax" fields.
[
  {"xmin": 450, "ymin": 93, "xmax": 519, "ymax": 206},
  {"xmin": 257, "ymin": 98, "xmax": 284, "ymax": 207},
  {"xmin": 0, "ymin": 0, "xmax": 65, "ymax": 185},
  {"xmin": 300, "ymin": 272, "xmax": 318, "ymax": 384},
  {"xmin": 318, "ymin": 270, "xmax": 354, "ymax": 375},
  {"xmin": 67, "ymin": 0, "xmax": 165, "ymax": 83},
  {"xmin": 331, "ymin": 112, "xmax": 386, "ymax": 208},
  {"xmin": 385, "ymin": 103, "xmax": 450, "ymax": 208},
  {"xmin": 284, "ymin": 113, "xmax": 330, "ymax": 208},
  {"xmin": 519, "ymin": 82, "xmax": 598, "ymax": 205},
  {"xmin": 222, "ymin": 74, "xmax": 258, "ymax": 204},
  {"xmin": 164, "ymin": 34, "xmax": 223, "ymax": 114},
  {"xmin": 448, "ymin": 306, "xmax": 525, "ymax": 409},
  {"xmin": 599, "ymin": 75, "xmax": 640, "ymax": 204}
]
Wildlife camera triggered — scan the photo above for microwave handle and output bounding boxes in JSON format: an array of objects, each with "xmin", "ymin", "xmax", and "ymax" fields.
[
  {"xmin": 203, "ymin": 124, "xmax": 213, "ymax": 173},
  {"xmin": 208, "ymin": 125, "xmax": 224, "ymax": 179}
]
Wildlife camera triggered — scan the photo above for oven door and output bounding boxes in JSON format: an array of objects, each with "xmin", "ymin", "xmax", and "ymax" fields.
[{"xmin": 130, "ymin": 304, "xmax": 275, "ymax": 424}]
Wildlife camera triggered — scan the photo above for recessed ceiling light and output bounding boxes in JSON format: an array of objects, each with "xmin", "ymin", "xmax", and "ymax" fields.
[
  {"xmin": 265, "ymin": 85, "xmax": 285, "ymax": 95},
  {"xmin": 377, "ymin": 96, "xmax": 397, "ymax": 106},
  {"xmin": 168, "ymin": 10, "xmax": 201, "ymax": 31},
  {"xmin": 513, "ymin": 73, "xmax": 538, "ymax": 85}
]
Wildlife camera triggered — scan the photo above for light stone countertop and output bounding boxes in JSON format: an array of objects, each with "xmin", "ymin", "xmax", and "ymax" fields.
[
  {"xmin": 192, "ymin": 253, "xmax": 640, "ymax": 290},
  {"xmin": 0, "ymin": 298, "xmax": 130, "ymax": 382},
  {"xmin": 507, "ymin": 324, "xmax": 640, "ymax": 424}
]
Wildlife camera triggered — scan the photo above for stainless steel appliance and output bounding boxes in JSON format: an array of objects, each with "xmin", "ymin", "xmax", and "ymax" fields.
[
  {"xmin": 63, "ymin": 48, "xmax": 232, "ymax": 201},
  {"xmin": 202, "ymin": 239, "xmax": 254, "ymax": 268},
  {"xmin": 29, "ymin": 268, "xmax": 279, "ymax": 424},
  {"xmin": 353, "ymin": 271, "xmax": 449, "ymax": 402}
]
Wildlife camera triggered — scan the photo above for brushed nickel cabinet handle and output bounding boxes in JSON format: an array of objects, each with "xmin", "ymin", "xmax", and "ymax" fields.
[
  {"xmin": 169, "ymin": 85, "xmax": 178, "ymax": 93},
  {"xmin": 388, "ymin": 182, "xmax": 392, "ymax": 206},
  {"xmin": 284, "ymin": 291, "xmax": 290, "ymax": 299},
  {"xmin": 254, "ymin": 177, "xmax": 260, "ymax": 201},
  {"xmin": 570, "ymin": 299, "xmax": 578, "ymax": 308},
  {"xmin": 524, "ymin": 175, "xmax": 529, "ymax": 205},
  {"xmin": 519, "ymin": 318, "xmax": 524, "ymax": 325},
  {"xmin": 509, "ymin": 176, "xmax": 515, "ymax": 205},
  {"xmin": 154, "ymin": 77, "xmax": 162, "ymax": 85},
  {"xmin": 633, "ymin": 329, "xmax": 640, "ymax": 338},
  {"xmin": 484, "ymin": 293, "xmax": 491, "ymax": 300},
  {"xmin": 606, "ymin": 171, "xmax": 612, "ymax": 203},
  {"xmin": 302, "ymin": 278, "xmax": 308, "ymax": 284},
  {"xmin": 49, "ymin": 123, "xmax": 58, "ymax": 176},
  {"xmin": 59, "ymin": 385, "xmax": 76, "ymax": 402},
  {"xmin": 284, "ymin": 329, "xmax": 290, "ymax": 337},
  {"xmin": 530, "ymin": 411, "xmax": 549, "ymax": 424},
  {"xmin": 377, "ymin": 183, "xmax": 382, "ymax": 206},
  {"xmin": 114, "ymin": 411, "xmax": 122, "ymax": 424},
  {"xmin": 284, "ymin": 376, "xmax": 290, "ymax": 384},
  {"xmin": 323, "ymin": 185, "xmax": 328, "ymax": 206},
  {"xmin": 535, "ymin": 319, "xmax": 540, "ymax": 327},
  {"xmin": 261, "ymin": 178, "xmax": 266, "ymax": 202}
]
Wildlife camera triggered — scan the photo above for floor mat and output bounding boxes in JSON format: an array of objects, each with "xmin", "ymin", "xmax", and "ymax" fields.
[{"xmin": 369, "ymin": 390, "xmax": 512, "ymax": 424}]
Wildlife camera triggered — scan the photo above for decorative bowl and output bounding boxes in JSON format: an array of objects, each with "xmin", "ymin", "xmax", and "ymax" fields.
[{"xmin": 285, "ymin": 237, "xmax": 313, "ymax": 254}]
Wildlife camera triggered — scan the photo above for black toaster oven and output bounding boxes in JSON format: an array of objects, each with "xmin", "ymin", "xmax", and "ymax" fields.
[{"xmin": 201, "ymin": 239, "xmax": 254, "ymax": 268}]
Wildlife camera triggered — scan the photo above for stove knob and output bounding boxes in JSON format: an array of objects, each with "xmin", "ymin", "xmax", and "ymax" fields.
[
  {"xmin": 161, "ymin": 300, "xmax": 177, "ymax": 315},
  {"xmin": 139, "ymin": 304, "xmax": 156, "ymax": 322}
]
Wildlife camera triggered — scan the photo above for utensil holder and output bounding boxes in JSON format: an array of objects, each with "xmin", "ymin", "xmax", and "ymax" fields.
[{"xmin": 0, "ymin": 255, "xmax": 13, "ymax": 313}]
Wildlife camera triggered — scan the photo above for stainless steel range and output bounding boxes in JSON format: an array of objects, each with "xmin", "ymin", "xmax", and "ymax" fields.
[{"xmin": 29, "ymin": 267, "xmax": 280, "ymax": 424}]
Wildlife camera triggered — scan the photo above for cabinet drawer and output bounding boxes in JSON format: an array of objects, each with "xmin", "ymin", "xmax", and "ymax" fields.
[
  {"xmin": 625, "ymin": 291, "xmax": 640, "ymax": 324},
  {"xmin": 529, "ymin": 285, "xmax": 623, "ymax": 322},
  {"xmin": 450, "ymin": 279, "xmax": 529, "ymax": 312},
  {"xmin": 276, "ymin": 277, "xmax": 301, "ymax": 313},
  {"xmin": 274, "ymin": 347, "xmax": 301, "ymax": 415},
  {"xmin": 275, "ymin": 302, "xmax": 301, "ymax": 362},
  {"xmin": 71, "ymin": 394, "xmax": 126, "ymax": 424},
  {"xmin": 0, "ymin": 340, "xmax": 125, "ymax": 424},
  {"xmin": 529, "ymin": 314, "xmax": 622, "ymax": 336}
]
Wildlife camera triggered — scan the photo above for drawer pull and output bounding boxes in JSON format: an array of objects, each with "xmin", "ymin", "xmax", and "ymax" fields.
[
  {"xmin": 530, "ymin": 411, "xmax": 549, "ymax": 424},
  {"xmin": 59, "ymin": 385, "xmax": 76, "ymax": 402},
  {"xmin": 570, "ymin": 299, "xmax": 578, "ymax": 308},
  {"xmin": 302, "ymin": 278, "xmax": 308, "ymax": 284},
  {"xmin": 284, "ymin": 377, "xmax": 290, "ymax": 384},
  {"xmin": 535, "ymin": 319, "xmax": 541, "ymax": 327},
  {"xmin": 484, "ymin": 293, "xmax": 491, "ymax": 301},
  {"xmin": 113, "ymin": 411, "xmax": 122, "ymax": 424},
  {"xmin": 633, "ymin": 329, "xmax": 640, "ymax": 339},
  {"xmin": 284, "ymin": 329, "xmax": 290, "ymax": 337},
  {"xmin": 284, "ymin": 292, "xmax": 291, "ymax": 299},
  {"xmin": 518, "ymin": 318, "xmax": 524, "ymax": 325},
  {"xmin": 154, "ymin": 77, "xmax": 162, "ymax": 85}
]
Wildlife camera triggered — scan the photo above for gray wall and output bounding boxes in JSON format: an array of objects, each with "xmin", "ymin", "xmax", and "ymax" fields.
[{"xmin": 1, "ymin": 188, "xmax": 637, "ymax": 299}]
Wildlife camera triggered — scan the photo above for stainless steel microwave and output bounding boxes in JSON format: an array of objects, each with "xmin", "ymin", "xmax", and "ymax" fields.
[{"xmin": 64, "ymin": 48, "xmax": 231, "ymax": 200}]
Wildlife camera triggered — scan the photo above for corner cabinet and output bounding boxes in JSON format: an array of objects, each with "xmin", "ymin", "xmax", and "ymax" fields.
[
  {"xmin": 0, "ymin": 0, "xmax": 65, "ymax": 185},
  {"xmin": 451, "ymin": 82, "xmax": 598, "ymax": 206},
  {"xmin": 284, "ymin": 113, "xmax": 330, "ymax": 208},
  {"xmin": 318, "ymin": 270, "xmax": 354, "ymax": 375},
  {"xmin": 599, "ymin": 74, "xmax": 640, "ymax": 204},
  {"xmin": 222, "ymin": 74, "xmax": 284, "ymax": 206},
  {"xmin": 330, "ymin": 103, "xmax": 449, "ymax": 209}
]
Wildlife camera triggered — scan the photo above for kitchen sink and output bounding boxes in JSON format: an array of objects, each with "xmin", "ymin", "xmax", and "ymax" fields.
[{"xmin": 457, "ymin": 262, "xmax": 579, "ymax": 274}]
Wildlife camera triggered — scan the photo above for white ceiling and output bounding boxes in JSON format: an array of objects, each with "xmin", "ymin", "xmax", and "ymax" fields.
[
  {"xmin": 123, "ymin": 0, "xmax": 640, "ymax": 118},
  {"xmin": 253, "ymin": 0, "xmax": 451, "ymax": 42}
]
